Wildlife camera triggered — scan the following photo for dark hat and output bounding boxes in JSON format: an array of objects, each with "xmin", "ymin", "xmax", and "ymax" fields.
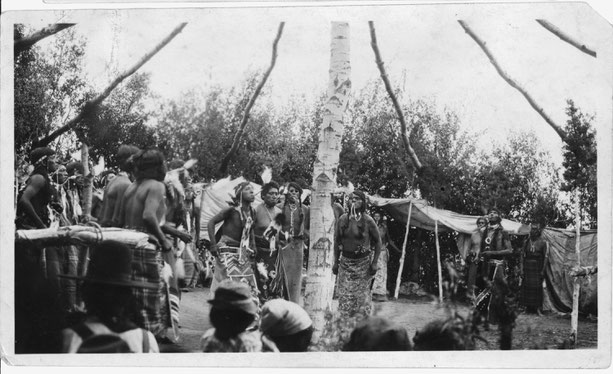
[
  {"xmin": 30, "ymin": 147, "xmax": 56, "ymax": 164},
  {"xmin": 59, "ymin": 240, "xmax": 159, "ymax": 290},
  {"xmin": 343, "ymin": 317, "xmax": 412, "ymax": 351},
  {"xmin": 208, "ymin": 280, "xmax": 257, "ymax": 316}
]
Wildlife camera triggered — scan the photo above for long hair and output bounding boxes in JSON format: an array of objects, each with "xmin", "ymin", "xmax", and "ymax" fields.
[{"xmin": 133, "ymin": 149, "xmax": 166, "ymax": 182}]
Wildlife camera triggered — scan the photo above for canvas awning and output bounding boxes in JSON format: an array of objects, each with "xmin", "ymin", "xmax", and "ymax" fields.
[{"xmin": 369, "ymin": 195, "xmax": 531, "ymax": 235}]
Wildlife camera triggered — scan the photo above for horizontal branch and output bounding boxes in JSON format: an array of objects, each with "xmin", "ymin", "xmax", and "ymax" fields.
[
  {"xmin": 458, "ymin": 20, "xmax": 568, "ymax": 143},
  {"xmin": 536, "ymin": 19, "xmax": 597, "ymax": 58},
  {"xmin": 33, "ymin": 22, "xmax": 188, "ymax": 148},
  {"xmin": 218, "ymin": 22, "xmax": 285, "ymax": 175},
  {"xmin": 368, "ymin": 21, "xmax": 423, "ymax": 171},
  {"xmin": 14, "ymin": 23, "xmax": 75, "ymax": 54}
]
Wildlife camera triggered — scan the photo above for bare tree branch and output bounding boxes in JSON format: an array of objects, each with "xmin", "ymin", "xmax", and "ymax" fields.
[
  {"xmin": 458, "ymin": 20, "xmax": 568, "ymax": 142},
  {"xmin": 14, "ymin": 23, "xmax": 75, "ymax": 55},
  {"xmin": 218, "ymin": 22, "xmax": 285, "ymax": 175},
  {"xmin": 33, "ymin": 23, "xmax": 188, "ymax": 148},
  {"xmin": 368, "ymin": 21, "xmax": 423, "ymax": 171},
  {"xmin": 536, "ymin": 19, "xmax": 597, "ymax": 58}
]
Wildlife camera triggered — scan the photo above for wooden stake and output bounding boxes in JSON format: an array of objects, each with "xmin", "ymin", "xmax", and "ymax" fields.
[
  {"xmin": 457, "ymin": 20, "xmax": 568, "ymax": 142},
  {"xmin": 368, "ymin": 21, "xmax": 423, "ymax": 171},
  {"xmin": 34, "ymin": 23, "xmax": 188, "ymax": 148},
  {"xmin": 218, "ymin": 22, "xmax": 285, "ymax": 175},
  {"xmin": 394, "ymin": 202, "xmax": 412, "ymax": 299},
  {"xmin": 435, "ymin": 219, "xmax": 443, "ymax": 302},
  {"xmin": 571, "ymin": 189, "xmax": 581, "ymax": 345}
]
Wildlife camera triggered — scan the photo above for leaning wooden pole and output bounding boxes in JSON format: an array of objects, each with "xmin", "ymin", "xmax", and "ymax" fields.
[
  {"xmin": 435, "ymin": 219, "xmax": 443, "ymax": 302},
  {"xmin": 536, "ymin": 19, "xmax": 597, "ymax": 58},
  {"xmin": 571, "ymin": 188, "xmax": 581, "ymax": 345},
  {"xmin": 394, "ymin": 202, "xmax": 413, "ymax": 299},
  {"xmin": 368, "ymin": 21, "xmax": 422, "ymax": 171},
  {"xmin": 218, "ymin": 22, "xmax": 285, "ymax": 175},
  {"xmin": 457, "ymin": 20, "xmax": 568, "ymax": 143},
  {"xmin": 81, "ymin": 144, "xmax": 92, "ymax": 219},
  {"xmin": 33, "ymin": 23, "xmax": 188, "ymax": 148},
  {"xmin": 14, "ymin": 23, "xmax": 75, "ymax": 55},
  {"xmin": 304, "ymin": 21, "xmax": 351, "ymax": 343}
]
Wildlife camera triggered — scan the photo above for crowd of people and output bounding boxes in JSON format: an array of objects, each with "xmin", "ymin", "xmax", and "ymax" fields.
[{"xmin": 14, "ymin": 144, "xmax": 551, "ymax": 354}]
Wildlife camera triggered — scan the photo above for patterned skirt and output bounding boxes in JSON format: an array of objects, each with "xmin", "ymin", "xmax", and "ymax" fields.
[
  {"xmin": 211, "ymin": 236, "xmax": 260, "ymax": 310},
  {"xmin": 130, "ymin": 239, "xmax": 172, "ymax": 338},
  {"xmin": 337, "ymin": 254, "xmax": 373, "ymax": 321},
  {"xmin": 372, "ymin": 249, "xmax": 388, "ymax": 297}
]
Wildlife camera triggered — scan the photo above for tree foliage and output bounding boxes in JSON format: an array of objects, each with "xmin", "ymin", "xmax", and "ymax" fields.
[
  {"xmin": 14, "ymin": 24, "xmax": 92, "ymax": 156},
  {"xmin": 560, "ymin": 100, "xmax": 597, "ymax": 228}
]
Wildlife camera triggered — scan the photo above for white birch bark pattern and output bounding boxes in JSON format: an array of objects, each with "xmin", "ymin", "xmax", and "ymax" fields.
[{"xmin": 303, "ymin": 22, "xmax": 351, "ymax": 341}]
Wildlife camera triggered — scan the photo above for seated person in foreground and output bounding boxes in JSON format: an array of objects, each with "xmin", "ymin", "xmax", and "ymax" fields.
[
  {"xmin": 260, "ymin": 299, "xmax": 313, "ymax": 352},
  {"xmin": 200, "ymin": 280, "xmax": 278, "ymax": 352}
]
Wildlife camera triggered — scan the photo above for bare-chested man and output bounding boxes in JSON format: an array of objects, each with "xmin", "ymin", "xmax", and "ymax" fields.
[
  {"xmin": 207, "ymin": 182, "xmax": 259, "ymax": 305},
  {"xmin": 99, "ymin": 145, "xmax": 140, "ymax": 227},
  {"xmin": 119, "ymin": 149, "xmax": 172, "ymax": 252},
  {"xmin": 17, "ymin": 147, "xmax": 59, "ymax": 229},
  {"xmin": 466, "ymin": 216, "xmax": 487, "ymax": 298},
  {"xmin": 333, "ymin": 190, "xmax": 381, "ymax": 321}
]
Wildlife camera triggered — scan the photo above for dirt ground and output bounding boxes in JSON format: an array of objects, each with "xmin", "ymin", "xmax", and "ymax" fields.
[{"xmin": 168, "ymin": 287, "xmax": 598, "ymax": 352}]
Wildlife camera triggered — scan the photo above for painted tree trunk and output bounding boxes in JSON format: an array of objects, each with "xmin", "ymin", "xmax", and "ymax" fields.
[{"xmin": 304, "ymin": 21, "xmax": 351, "ymax": 342}]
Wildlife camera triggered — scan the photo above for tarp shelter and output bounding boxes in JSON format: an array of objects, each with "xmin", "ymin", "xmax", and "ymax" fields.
[{"xmin": 369, "ymin": 195, "xmax": 597, "ymax": 314}]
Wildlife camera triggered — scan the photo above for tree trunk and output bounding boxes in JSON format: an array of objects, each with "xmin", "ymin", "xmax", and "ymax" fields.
[
  {"xmin": 570, "ymin": 189, "xmax": 581, "ymax": 346},
  {"xmin": 304, "ymin": 21, "xmax": 351, "ymax": 343}
]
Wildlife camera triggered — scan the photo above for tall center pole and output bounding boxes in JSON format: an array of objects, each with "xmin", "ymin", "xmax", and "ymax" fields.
[{"xmin": 304, "ymin": 21, "xmax": 351, "ymax": 343}]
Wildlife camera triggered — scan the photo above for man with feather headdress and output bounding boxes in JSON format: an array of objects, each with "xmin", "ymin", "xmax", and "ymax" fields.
[{"xmin": 207, "ymin": 181, "xmax": 260, "ymax": 310}]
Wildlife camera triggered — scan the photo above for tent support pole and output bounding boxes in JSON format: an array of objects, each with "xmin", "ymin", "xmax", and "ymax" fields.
[
  {"xmin": 394, "ymin": 202, "xmax": 412, "ymax": 299},
  {"xmin": 435, "ymin": 219, "xmax": 443, "ymax": 303},
  {"xmin": 571, "ymin": 189, "xmax": 581, "ymax": 345}
]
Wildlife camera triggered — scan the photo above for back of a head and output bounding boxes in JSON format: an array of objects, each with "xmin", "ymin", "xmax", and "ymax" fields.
[
  {"xmin": 116, "ymin": 145, "xmax": 140, "ymax": 173},
  {"xmin": 77, "ymin": 334, "xmax": 133, "ymax": 353},
  {"xmin": 412, "ymin": 319, "xmax": 471, "ymax": 351},
  {"xmin": 260, "ymin": 299, "xmax": 313, "ymax": 352},
  {"xmin": 343, "ymin": 317, "xmax": 412, "ymax": 351},
  {"xmin": 133, "ymin": 149, "xmax": 166, "ymax": 182}
]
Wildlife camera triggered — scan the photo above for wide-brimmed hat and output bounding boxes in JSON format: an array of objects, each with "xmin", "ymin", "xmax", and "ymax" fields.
[
  {"xmin": 59, "ymin": 240, "xmax": 159, "ymax": 290},
  {"xmin": 208, "ymin": 280, "xmax": 257, "ymax": 316},
  {"xmin": 260, "ymin": 299, "xmax": 312, "ymax": 337}
]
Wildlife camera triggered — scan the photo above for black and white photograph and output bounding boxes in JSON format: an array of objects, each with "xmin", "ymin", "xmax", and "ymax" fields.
[{"xmin": 1, "ymin": 0, "xmax": 611, "ymax": 370}]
